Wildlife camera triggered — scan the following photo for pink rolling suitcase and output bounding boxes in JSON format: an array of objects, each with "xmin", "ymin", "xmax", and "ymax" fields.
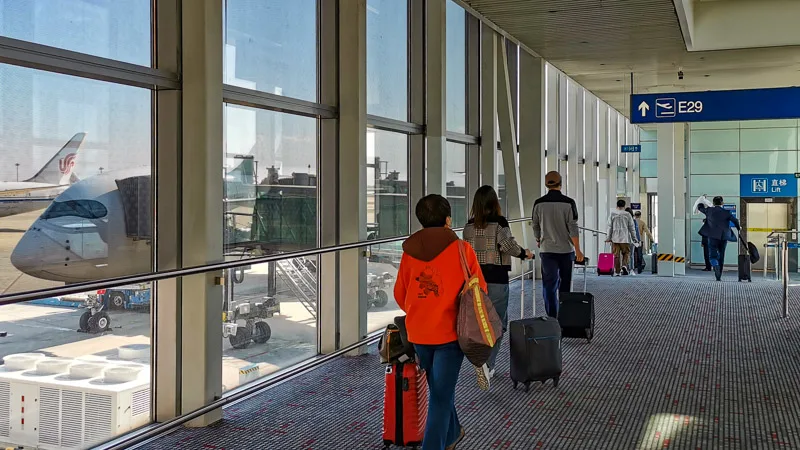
[{"xmin": 597, "ymin": 252, "xmax": 615, "ymax": 275}]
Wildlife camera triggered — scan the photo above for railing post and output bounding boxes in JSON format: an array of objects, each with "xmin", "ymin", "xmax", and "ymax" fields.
[{"xmin": 782, "ymin": 237, "xmax": 789, "ymax": 319}]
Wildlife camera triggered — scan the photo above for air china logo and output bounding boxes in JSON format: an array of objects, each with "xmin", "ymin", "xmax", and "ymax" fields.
[{"xmin": 59, "ymin": 153, "xmax": 76, "ymax": 174}]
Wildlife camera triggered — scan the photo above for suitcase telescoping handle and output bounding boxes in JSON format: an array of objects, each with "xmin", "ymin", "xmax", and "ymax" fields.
[
  {"xmin": 575, "ymin": 257, "xmax": 589, "ymax": 293},
  {"xmin": 520, "ymin": 258, "xmax": 535, "ymax": 319}
]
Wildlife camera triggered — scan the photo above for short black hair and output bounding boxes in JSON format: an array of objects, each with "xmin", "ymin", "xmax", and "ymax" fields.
[
  {"xmin": 616, "ymin": 199, "xmax": 626, "ymax": 208},
  {"xmin": 713, "ymin": 196, "xmax": 724, "ymax": 206},
  {"xmin": 416, "ymin": 194, "xmax": 451, "ymax": 228},
  {"xmin": 634, "ymin": 211, "xmax": 642, "ymax": 217}
]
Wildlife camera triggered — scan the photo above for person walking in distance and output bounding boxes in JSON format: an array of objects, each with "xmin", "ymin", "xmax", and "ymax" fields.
[
  {"xmin": 464, "ymin": 185, "xmax": 533, "ymax": 389},
  {"xmin": 697, "ymin": 195, "xmax": 740, "ymax": 281},
  {"xmin": 532, "ymin": 171, "xmax": 585, "ymax": 318},
  {"xmin": 606, "ymin": 199, "xmax": 638, "ymax": 276},
  {"xmin": 634, "ymin": 210, "xmax": 655, "ymax": 273}
]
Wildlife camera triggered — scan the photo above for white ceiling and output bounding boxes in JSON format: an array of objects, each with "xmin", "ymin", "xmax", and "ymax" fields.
[{"xmin": 462, "ymin": 0, "xmax": 800, "ymax": 116}]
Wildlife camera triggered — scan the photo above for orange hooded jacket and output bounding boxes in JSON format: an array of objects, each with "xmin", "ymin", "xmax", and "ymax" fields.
[{"xmin": 394, "ymin": 227, "xmax": 487, "ymax": 345}]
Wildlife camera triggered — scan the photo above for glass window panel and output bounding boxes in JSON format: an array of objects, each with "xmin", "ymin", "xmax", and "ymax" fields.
[
  {"xmin": 222, "ymin": 257, "xmax": 317, "ymax": 392},
  {"xmin": 640, "ymin": 141, "xmax": 657, "ymax": 160},
  {"xmin": 446, "ymin": 0, "xmax": 466, "ymax": 134},
  {"xmin": 740, "ymin": 119, "xmax": 798, "ymax": 129},
  {"xmin": 0, "ymin": 1, "xmax": 150, "ymax": 66},
  {"xmin": 690, "ymin": 175, "xmax": 740, "ymax": 197},
  {"xmin": 496, "ymin": 149, "xmax": 507, "ymax": 215},
  {"xmin": 691, "ymin": 121, "xmax": 739, "ymax": 130},
  {"xmin": 740, "ymin": 128, "xmax": 798, "ymax": 151},
  {"xmin": 367, "ymin": 241, "xmax": 401, "ymax": 333},
  {"xmin": 225, "ymin": 0, "xmax": 317, "ymax": 101},
  {"xmin": 691, "ymin": 152, "xmax": 740, "ymax": 174},
  {"xmin": 367, "ymin": 129, "xmax": 409, "ymax": 239},
  {"xmin": 690, "ymin": 218, "xmax": 704, "ymax": 242},
  {"xmin": 639, "ymin": 160, "xmax": 657, "ymax": 178},
  {"xmin": 739, "ymin": 151, "xmax": 798, "ymax": 173},
  {"xmin": 446, "ymin": 142, "xmax": 467, "ymax": 227},
  {"xmin": 367, "ymin": 0, "xmax": 408, "ymax": 120},
  {"xmin": 224, "ymin": 105, "xmax": 318, "ymax": 252},
  {"xmin": 690, "ymin": 130, "xmax": 739, "ymax": 152},
  {"xmin": 690, "ymin": 241, "xmax": 704, "ymax": 264},
  {"xmin": 0, "ymin": 65, "xmax": 151, "ymax": 294},
  {"xmin": 639, "ymin": 128, "xmax": 657, "ymax": 142}
]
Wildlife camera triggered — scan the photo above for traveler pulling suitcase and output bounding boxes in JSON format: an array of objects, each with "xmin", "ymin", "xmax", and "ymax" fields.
[
  {"xmin": 510, "ymin": 259, "xmax": 562, "ymax": 392},
  {"xmin": 738, "ymin": 231, "xmax": 753, "ymax": 283},
  {"xmin": 558, "ymin": 259, "xmax": 595, "ymax": 342},
  {"xmin": 383, "ymin": 362, "xmax": 427, "ymax": 449}
]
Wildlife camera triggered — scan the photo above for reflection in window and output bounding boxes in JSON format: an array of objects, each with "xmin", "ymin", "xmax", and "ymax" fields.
[
  {"xmin": 0, "ymin": 0, "xmax": 151, "ymax": 65},
  {"xmin": 446, "ymin": 142, "xmax": 467, "ymax": 227},
  {"xmin": 496, "ymin": 149, "xmax": 507, "ymax": 215},
  {"xmin": 367, "ymin": 129, "xmax": 408, "ymax": 239},
  {"xmin": 0, "ymin": 64, "xmax": 151, "ymax": 294},
  {"xmin": 41, "ymin": 200, "xmax": 107, "ymax": 220},
  {"xmin": 225, "ymin": 0, "xmax": 317, "ymax": 101},
  {"xmin": 446, "ymin": 0, "xmax": 466, "ymax": 134},
  {"xmin": 366, "ymin": 242, "xmax": 401, "ymax": 333},
  {"xmin": 367, "ymin": 0, "xmax": 408, "ymax": 120},
  {"xmin": 224, "ymin": 104, "xmax": 318, "ymax": 252}
]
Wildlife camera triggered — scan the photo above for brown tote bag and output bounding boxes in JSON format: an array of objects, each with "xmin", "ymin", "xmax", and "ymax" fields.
[{"xmin": 456, "ymin": 240, "xmax": 503, "ymax": 367}]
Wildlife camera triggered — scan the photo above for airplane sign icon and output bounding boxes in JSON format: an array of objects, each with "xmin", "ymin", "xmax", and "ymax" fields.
[{"xmin": 655, "ymin": 98, "xmax": 676, "ymax": 118}]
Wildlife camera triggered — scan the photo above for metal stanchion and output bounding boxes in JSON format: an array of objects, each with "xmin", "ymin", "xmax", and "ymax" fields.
[{"xmin": 782, "ymin": 237, "xmax": 789, "ymax": 318}]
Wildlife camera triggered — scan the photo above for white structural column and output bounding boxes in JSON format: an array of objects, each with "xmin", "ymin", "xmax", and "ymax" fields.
[
  {"xmin": 597, "ymin": 106, "xmax": 609, "ymax": 235},
  {"xmin": 544, "ymin": 67, "xmax": 559, "ymax": 175},
  {"xmin": 608, "ymin": 111, "xmax": 619, "ymax": 206},
  {"xmin": 480, "ymin": 24, "xmax": 498, "ymax": 187},
  {"xmin": 631, "ymin": 123, "xmax": 641, "ymax": 201},
  {"xmin": 657, "ymin": 123, "xmax": 678, "ymax": 276},
  {"xmin": 425, "ymin": 0, "xmax": 447, "ymax": 195},
  {"xmin": 518, "ymin": 50, "xmax": 544, "ymax": 247},
  {"xmin": 673, "ymin": 124, "xmax": 687, "ymax": 275},
  {"xmin": 180, "ymin": 0, "xmax": 224, "ymax": 426},
  {"xmin": 337, "ymin": 0, "xmax": 368, "ymax": 349},
  {"xmin": 583, "ymin": 96, "xmax": 599, "ymax": 263},
  {"xmin": 567, "ymin": 88, "xmax": 582, "ymax": 221},
  {"xmin": 496, "ymin": 37, "xmax": 526, "ymax": 248},
  {"xmin": 557, "ymin": 74, "xmax": 568, "ymax": 188}
]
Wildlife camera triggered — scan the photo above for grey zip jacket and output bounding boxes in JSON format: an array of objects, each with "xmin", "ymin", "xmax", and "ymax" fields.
[{"xmin": 607, "ymin": 209, "xmax": 637, "ymax": 244}]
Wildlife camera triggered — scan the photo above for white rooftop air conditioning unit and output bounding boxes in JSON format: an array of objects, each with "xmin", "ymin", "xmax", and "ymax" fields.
[{"xmin": 0, "ymin": 355, "xmax": 151, "ymax": 450}]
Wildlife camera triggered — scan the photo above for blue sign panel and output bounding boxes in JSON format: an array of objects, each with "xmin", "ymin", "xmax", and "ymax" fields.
[
  {"xmin": 722, "ymin": 204, "xmax": 737, "ymax": 228},
  {"xmin": 630, "ymin": 86, "xmax": 800, "ymax": 124},
  {"xmin": 788, "ymin": 242, "xmax": 800, "ymax": 249},
  {"xmin": 630, "ymin": 203, "xmax": 642, "ymax": 210},
  {"xmin": 740, "ymin": 174, "xmax": 798, "ymax": 198},
  {"xmin": 621, "ymin": 145, "xmax": 641, "ymax": 153}
]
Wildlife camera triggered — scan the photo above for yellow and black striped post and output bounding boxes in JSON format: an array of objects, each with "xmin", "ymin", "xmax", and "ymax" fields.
[{"xmin": 658, "ymin": 253, "xmax": 686, "ymax": 264}]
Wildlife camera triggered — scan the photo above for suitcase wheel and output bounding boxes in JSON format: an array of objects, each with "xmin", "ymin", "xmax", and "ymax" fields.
[
  {"xmin": 513, "ymin": 381, "xmax": 518, "ymax": 390},
  {"xmin": 524, "ymin": 382, "xmax": 531, "ymax": 393}
]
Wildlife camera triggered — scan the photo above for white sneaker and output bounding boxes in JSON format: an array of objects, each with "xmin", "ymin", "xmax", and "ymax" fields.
[
  {"xmin": 489, "ymin": 368, "xmax": 496, "ymax": 379},
  {"xmin": 475, "ymin": 364, "xmax": 491, "ymax": 391},
  {"xmin": 613, "ymin": 272, "xmax": 620, "ymax": 277},
  {"xmin": 621, "ymin": 266, "xmax": 629, "ymax": 276}
]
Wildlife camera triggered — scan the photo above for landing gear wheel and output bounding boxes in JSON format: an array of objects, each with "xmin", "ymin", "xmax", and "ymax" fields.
[
  {"xmin": 88, "ymin": 312, "xmax": 110, "ymax": 333},
  {"xmin": 375, "ymin": 290, "xmax": 389, "ymax": 308},
  {"xmin": 553, "ymin": 377, "xmax": 560, "ymax": 388},
  {"xmin": 109, "ymin": 291, "xmax": 126, "ymax": 310},
  {"xmin": 252, "ymin": 321, "xmax": 272, "ymax": 344},
  {"xmin": 229, "ymin": 326, "xmax": 252, "ymax": 349},
  {"xmin": 79, "ymin": 311, "xmax": 91, "ymax": 332}
]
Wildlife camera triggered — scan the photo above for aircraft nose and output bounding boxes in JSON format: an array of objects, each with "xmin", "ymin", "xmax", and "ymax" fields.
[{"xmin": 11, "ymin": 227, "xmax": 48, "ymax": 276}]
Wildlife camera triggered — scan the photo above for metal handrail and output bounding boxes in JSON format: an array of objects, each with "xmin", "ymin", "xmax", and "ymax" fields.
[
  {"xmin": 578, "ymin": 226, "xmax": 607, "ymax": 235},
  {"xmin": 0, "ymin": 218, "xmax": 529, "ymax": 307},
  {"xmin": 98, "ymin": 241, "xmax": 538, "ymax": 450}
]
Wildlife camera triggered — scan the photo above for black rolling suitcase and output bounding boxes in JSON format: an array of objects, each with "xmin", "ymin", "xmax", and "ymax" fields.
[
  {"xmin": 510, "ymin": 259, "xmax": 562, "ymax": 392},
  {"xmin": 558, "ymin": 259, "xmax": 595, "ymax": 342},
  {"xmin": 738, "ymin": 231, "xmax": 753, "ymax": 283}
]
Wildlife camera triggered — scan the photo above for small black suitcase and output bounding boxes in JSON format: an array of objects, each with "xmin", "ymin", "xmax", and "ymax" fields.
[
  {"xmin": 737, "ymin": 232, "xmax": 752, "ymax": 282},
  {"xmin": 509, "ymin": 260, "xmax": 562, "ymax": 392},
  {"xmin": 558, "ymin": 259, "xmax": 595, "ymax": 342}
]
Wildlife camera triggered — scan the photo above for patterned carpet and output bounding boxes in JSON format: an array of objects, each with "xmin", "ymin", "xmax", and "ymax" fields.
[{"xmin": 141, "ymin": 271, "xmax": 800, "ymax": 449}]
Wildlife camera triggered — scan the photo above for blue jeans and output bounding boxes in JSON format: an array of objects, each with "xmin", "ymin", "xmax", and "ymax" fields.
[
  {"xmin": 414, "ymin": 342, "xmax": 464, "ymax": 450},
  {"xmin": 486, "ymin": 283, "xmax": 509, "ymax": 371},
  {"xmin": 708, "ymin": 238, "xmax": 727, "ymax": 268},
  {"xmin": 540, "ymin": 252, "xmax": 574, "ymax": 318}
]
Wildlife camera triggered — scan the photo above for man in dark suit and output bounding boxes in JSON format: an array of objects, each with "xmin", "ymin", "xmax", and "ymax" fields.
[
  {"xmin": 698, "ymin": 196, "xmax": 741, "ymax": 281},
  {"xmin": 700, "ymin": 220, "xmax": 712, "ymax": 271}
]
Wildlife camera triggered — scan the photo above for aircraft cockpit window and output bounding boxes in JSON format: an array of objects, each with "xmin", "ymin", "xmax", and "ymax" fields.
[{"xmin": 41, "ymin": 200, "xmax": 108, "ymax": 220}]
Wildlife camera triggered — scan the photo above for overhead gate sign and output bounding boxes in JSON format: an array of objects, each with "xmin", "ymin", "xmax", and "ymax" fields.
[{"xmin": 630, "ymin": 86, "xmax": 800, "ymax": 124}]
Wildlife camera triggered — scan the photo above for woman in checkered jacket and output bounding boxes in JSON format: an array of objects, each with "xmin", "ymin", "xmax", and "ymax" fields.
[{"xmin": 463, "ymin": 185, "xmax": 532, "ymax": 388}]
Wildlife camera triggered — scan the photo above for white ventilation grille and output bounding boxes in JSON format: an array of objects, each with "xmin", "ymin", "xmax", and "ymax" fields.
[
  {"xmin": 84, "ymin": 393, "xmax": 112, "ymax": 445},
  {"xmin": 0, "ymin": 381, "xmax": 9, "ymax": 438},
  {"xmin": 61, "ymin": 390, "xmax": 83, "ymax": 448},
  {"xmin": 131, "ymin": 388, "xmax": 150, "ymax": 417},
  {"xmin": 38, "ymin": 387, "xmax": 60, "ymax": 446}
]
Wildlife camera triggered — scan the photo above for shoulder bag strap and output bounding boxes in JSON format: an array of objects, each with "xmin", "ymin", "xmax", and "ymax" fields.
[{"xmin": 457, "ymin": 240, "xmax": 472, "ymax": 283}]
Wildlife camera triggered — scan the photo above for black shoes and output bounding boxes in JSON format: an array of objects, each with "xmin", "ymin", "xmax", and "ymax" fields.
[{"xmin": 713, "ymin": 266, "xmax": 722, "ymax": 281}]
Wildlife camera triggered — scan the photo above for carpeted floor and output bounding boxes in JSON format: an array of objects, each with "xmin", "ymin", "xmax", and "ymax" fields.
[{"xmin": 141, "ymin": 271, "xmax": 800, "ymax": 449}]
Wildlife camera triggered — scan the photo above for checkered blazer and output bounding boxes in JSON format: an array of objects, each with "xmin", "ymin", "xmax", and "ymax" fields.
[{"xmin": 463, "ymin": 216, "xmax": 526, "ymax": 268}]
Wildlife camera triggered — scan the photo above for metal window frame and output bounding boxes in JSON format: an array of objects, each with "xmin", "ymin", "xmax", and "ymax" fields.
[
  {"xmin": 223, "ymin": 84, "xmax": 337, "ymax": 119},
  {"xmin": 0, "ymin": 35, "xmax": 178, "ymax": 90}
]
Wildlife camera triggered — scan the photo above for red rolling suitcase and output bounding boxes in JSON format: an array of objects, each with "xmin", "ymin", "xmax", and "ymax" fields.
[{"xmin": 383, "ymin": 362, "xmax": 428, "ymax": 448}]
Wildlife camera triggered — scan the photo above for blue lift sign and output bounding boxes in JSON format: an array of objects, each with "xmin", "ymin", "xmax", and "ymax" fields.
[
  {"xmin": 740, "ymin": 174, "xmax": 798, "ymax": 198},
  {"xmin": 621, "ymin": 145, "xmax": 641, "ymax": 153},
  {"xmin": 630, "ymin": 87, "xmax": 800, "ymax": 124}
]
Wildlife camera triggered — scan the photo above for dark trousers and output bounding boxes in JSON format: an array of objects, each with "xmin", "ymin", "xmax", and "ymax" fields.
[
  {"xmin": 708, "ymin": 238, "xmax": 727, "ymax": 268},
  {"xmin": 540, "ymin": 252, "xmax": 574, "ymax": 318},
  {"xmin": 414, "ymin": 342, "xmax": 463, "ymax": 450},
  {"xmin": 702, "ymin": 239, "xmax": 712, "ymax": 270}
]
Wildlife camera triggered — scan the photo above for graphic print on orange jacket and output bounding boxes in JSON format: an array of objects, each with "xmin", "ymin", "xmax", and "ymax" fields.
[{"xmin": 394, "ymin": 227, "xmax": 487, "ymax": 345}]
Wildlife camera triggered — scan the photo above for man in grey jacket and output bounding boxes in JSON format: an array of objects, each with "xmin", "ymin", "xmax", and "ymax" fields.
[
  {"xmin": 606, "ymin": 199, "xmax": 638, "ymax": 276},
  {"xmin": 532, "ymin": 171, "xmax": 585, "ymax": 318}
]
